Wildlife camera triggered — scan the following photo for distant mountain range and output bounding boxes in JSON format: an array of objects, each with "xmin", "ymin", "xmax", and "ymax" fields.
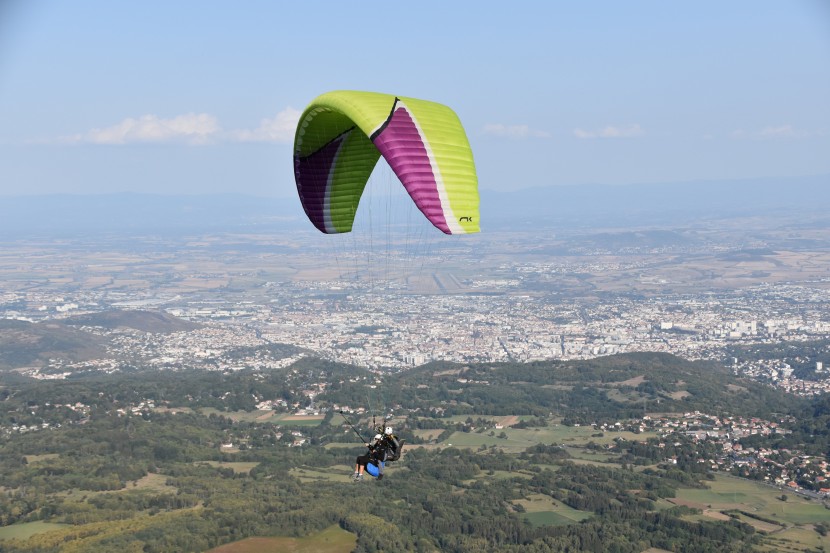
[{"xmin": 1, "ymin": 174, "xmax": 827, "ymax": 235}]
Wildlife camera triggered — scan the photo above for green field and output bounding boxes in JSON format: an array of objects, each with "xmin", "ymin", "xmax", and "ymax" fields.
[
  {"xmin": 198, "ymin": 408, "xmax": 273, "ymax": 422},
  {"xmin": 656, "ymin": 474, "xmax": 830, "ymax": 553},
  {"xmin": 23, "ymin": 453, "xmax": 60, "ymax": 464},
  {"xmin": 515, "ymin": 493, "xmax": 593, "ymax": 527},
  {"xmin": 205, "ymin": 524, "xmax": 356, "ymax": 553},
  {"xmin": 122, "ymin": 472, "xmax": 178, "ymax": 493},
  {"xmin": 195, "ymin": 409, "xmax": 325, "ymax": 426},
  {"xmin": 413, "ymin": 428, "xmax": 443, "ymax": 441},
  {"xmin": 436, "ymin": 414, "xmax": 535, "ymax": 424},
  {"xmin": 443, "ymin": 425, "xmax": 655, "ymax": 453},
  {"xmin": 290, "ymin": 464, "xmax": 357, "ymax": 484},
  {"xmin": 0, "ymin": 521, "xmax": 68, "ymax": 541},
  {"xmin": 563, "ymin": 446, "xmax": 619, "ymax": 464},
  {"xmin": 674, "ymin": 475, "xmax": 830, "ymax": 526},
  {"xmin": 198, "ymin": 461, "xmax": 261, "ymax": 474},
  {"xmin": 475, "ymin": 469, "xmax": 534, "ymax": 481},
  {"xmin": 272, "ymin": 414, "xmax": 326, "ymax": 426},
  {"xmin": 50, "ymin": 472, "xmax": 179, "ymax": 502},
  {"xmin": 761, "ymin": 525, "xmax": 830, "ymax": 552}
]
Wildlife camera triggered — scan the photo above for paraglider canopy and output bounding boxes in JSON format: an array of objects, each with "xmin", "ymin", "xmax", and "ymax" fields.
[{"xmin": 293, "ymin": 91, "xmax": 480, "ymax": 235}]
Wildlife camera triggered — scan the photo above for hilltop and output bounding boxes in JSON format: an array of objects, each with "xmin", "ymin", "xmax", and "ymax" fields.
[
  {"xmin": 320, "ymin": 352, "xmax": 800, "ymax": 423},
  {"xmin": 0, "ymin": 319, "xmax": 106, "ymax": 370},
  {"xmin": 0, "ymin": 310, "xmax": 201, "ymax": 371},
  {"xmin": 61, "ymin": 309, "xmax": 201, "ymax": 333}
]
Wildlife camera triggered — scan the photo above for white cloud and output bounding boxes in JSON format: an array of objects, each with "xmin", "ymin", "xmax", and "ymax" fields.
[
  {"xmin": 230, "ymin": 108, "xmax": 301, "ymax": 143},
  {"xmin": 573, "ymin": 124, "xmax": 644, "ymax": 139},
  {"xmin": 731, "ymin": 124, "xmax": 823, "ymax": 140},
  {"xmin": 62, "ymin": 113, "xmax": 220, "ymax": 145},
  {"xmin": 483, "ymin": 123, "xmax": 551, "ymax": 139},
  {"xmin": 45, "ymin": 107, "xmax": 301, "ymax": 146}
]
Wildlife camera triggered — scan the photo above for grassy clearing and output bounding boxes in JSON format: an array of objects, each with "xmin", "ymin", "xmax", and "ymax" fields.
[
  {"xmin": 290, "ymin": 465, "xmax": 356, "ymax": 484},
  {"xmin": 615, "ymin": 375, "xmax": 647, "ymax": 387},
  {"xmin": 23, "ymin": 453, "xmax": 60, "ymax": 464},
  {"xmin": 676, "ymin": 509, "xmax": 731, "ymax": 523},
  {"xmin": 52, "ymin": 472, "xmax": 179, "ymax": 501},
  {"xmin": 578, "ymin": 430, "xmax": 657, "ymax": 446},
  {"xmin": 194, "ymin": 409, "xmax": 324, "ymax": 426},
  {"xmin": 566, "ymin": 457, "xmax": 621, "ymax": 468},
  {"xmin": 0, "ymin": 521, "xmax": 68, "ymax": 541},
  {"xmin": 198, "ymin": 408, "xmax": 271, "ymax": 423},
  {"xmin": 442, "ymin": 425, "xmax": 655, "ymax": 453},
  {"xmin": 153, "ymin": 406, "xmax": 193, "ymax": 415},
  {"xmin": 413, "ymin": 429, "xmax": 443, "ymax": 441},
  {"xmin": 523, "ymin": 512, "xmax": 575, "ymax": 526},
  {"xmin": 435, "ymin": 414, "xmax": 533, "ymax": 424},
  {"xmin": 675, "ymin": 475, "xmax": 830, "ymax": 526},
  {"xmin": 605, "ymin": 389, "xmax": 627, "ymax": 402},
  {"xmin": 197, "ymin": 461, "xmax": 260, "ymax": 474},
  {"xmin": 652, "ymin": 498, "xmax": 677, "ymax": 511},
  {"xmin": 272, "ymin": 414, "xmax": 325, "ymax": 426},
  {"xmin": 729, "ymin": 512, "xmax": 783, "ymax": 533},
  {"xmin": 474, "ymin": 469, "xmax": 534, "ymax": 481},
  {"xmin": 563, "ymin": 446, "xmax": 619, "ymax": 463},
  {"xmin": 515, "ymin": 493, "xmax": 593, "ymax": 527},
  {"xmin": 4, "ymin": 510, "xmax": 203, "ymax": 551},
  {"xmin": 760, "ymin": 526, "xmax": 830, "ymax": 552},
  {"xmin": 124, "ymin": 472, "xmax": 177, "ymax": 493},
  {"xmin": 206, "ymin": 525, "xmax": 357, "ymax": 553}
]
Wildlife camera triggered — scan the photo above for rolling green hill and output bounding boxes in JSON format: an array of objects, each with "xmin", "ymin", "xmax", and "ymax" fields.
[
  {"xmin": 0, "ymin": 319, "xmax": 106, "ymax": 370},
  {"xmin": 61, "ymin": 310, "xmax": 201, "ymax": 333},
  {"xmin": 320, "ymin": 352, "xmax": 802, "ymax": 423},
  {"xmin": 0, "ymin": 311, "xmax": 200, "ymax": 371}
]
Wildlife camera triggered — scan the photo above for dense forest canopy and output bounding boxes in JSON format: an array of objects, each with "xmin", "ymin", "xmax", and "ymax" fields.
[{"xmin": 0, "ymin": 353, "xmax": 827, "ymax": 552}]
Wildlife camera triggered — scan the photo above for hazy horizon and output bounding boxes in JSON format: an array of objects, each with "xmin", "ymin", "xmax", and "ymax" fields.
[{"xmin": 1, "ymin": 174, "xmax": 828, "ymax": 237}]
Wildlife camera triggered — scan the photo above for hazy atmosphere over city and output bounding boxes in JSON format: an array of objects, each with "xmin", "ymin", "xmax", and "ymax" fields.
[{"xmin": 1, "ymin": 2, "xmax": 830, "ymax": 553}]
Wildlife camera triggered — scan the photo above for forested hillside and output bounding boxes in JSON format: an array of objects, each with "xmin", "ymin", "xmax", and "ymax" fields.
[{"xmin": 0, "ymin": 354, "xmax": 827, "ymax": 552}]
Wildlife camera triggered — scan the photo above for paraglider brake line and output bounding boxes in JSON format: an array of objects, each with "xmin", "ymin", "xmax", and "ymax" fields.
[{"xmin": 338, "ymin": 411, "xmax": 368, "ymax": 445}]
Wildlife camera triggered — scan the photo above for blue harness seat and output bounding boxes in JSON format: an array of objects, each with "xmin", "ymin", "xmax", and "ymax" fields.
[{"xmin": 366, "ymin": 460, "xmax": 384, "ymax": 478}]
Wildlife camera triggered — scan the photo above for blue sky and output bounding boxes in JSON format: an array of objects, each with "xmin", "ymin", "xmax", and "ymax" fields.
[{"xmin": 1, "ymin": 0, "xmax": 828, "ymax": 197}]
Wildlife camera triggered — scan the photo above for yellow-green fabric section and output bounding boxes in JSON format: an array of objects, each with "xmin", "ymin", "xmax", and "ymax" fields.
[
  {"xmin": 294, "ymin": 91, "xmax": 394, "ymax": 156},
  {"xmin": 398, "ymin": 96, "xmax": 479, "ymax": 233},
  {"xmin": 329, "ymin": 130, "xmax": 380, "ymax": 233},
  {"xmin": 294, "ymin": 104, "xmax": 380, "ymax": 232}
]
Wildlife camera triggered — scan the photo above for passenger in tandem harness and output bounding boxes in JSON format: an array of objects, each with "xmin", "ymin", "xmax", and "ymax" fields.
[{"xmin": 341, "ymin": 415, "xmax": 403, "ymax": 482}]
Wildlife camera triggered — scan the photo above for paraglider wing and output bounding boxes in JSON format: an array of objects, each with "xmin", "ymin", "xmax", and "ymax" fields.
[{"xmin": 293, "ymin": 91, "xmax": 479, "ymax": 234}]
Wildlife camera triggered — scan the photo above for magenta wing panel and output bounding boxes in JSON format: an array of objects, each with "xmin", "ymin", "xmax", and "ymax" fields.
[{"xmin": 371, "ymin": 105, "xmax": 450, "ymax": 234}]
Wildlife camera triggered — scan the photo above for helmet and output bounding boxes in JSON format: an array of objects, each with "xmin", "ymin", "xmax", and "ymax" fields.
[
  {"xmin": 374, "ymin": 434, "xmax": 382, "ymax": 440},
  {"xmin": 385, "ymin": 427, "xmax": 393, "ymax": 435}
]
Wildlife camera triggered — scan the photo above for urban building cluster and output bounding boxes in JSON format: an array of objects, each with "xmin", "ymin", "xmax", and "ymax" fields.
[
  {"xmin": 3, "ymin": 269, "xmax": 829, "ymax": 396},
  {"xmin": 624, "ymin": 411, "xmax": 830, "ymax": 498}
]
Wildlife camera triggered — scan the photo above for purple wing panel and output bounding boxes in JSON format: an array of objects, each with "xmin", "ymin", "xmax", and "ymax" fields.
[
  {"xmin": 371, "ymin": 106, "xmax": 450, "ymax": 234},
  {"xmin": 294, "ymin": 134, "xmax": 346, "ymax": 233}
]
